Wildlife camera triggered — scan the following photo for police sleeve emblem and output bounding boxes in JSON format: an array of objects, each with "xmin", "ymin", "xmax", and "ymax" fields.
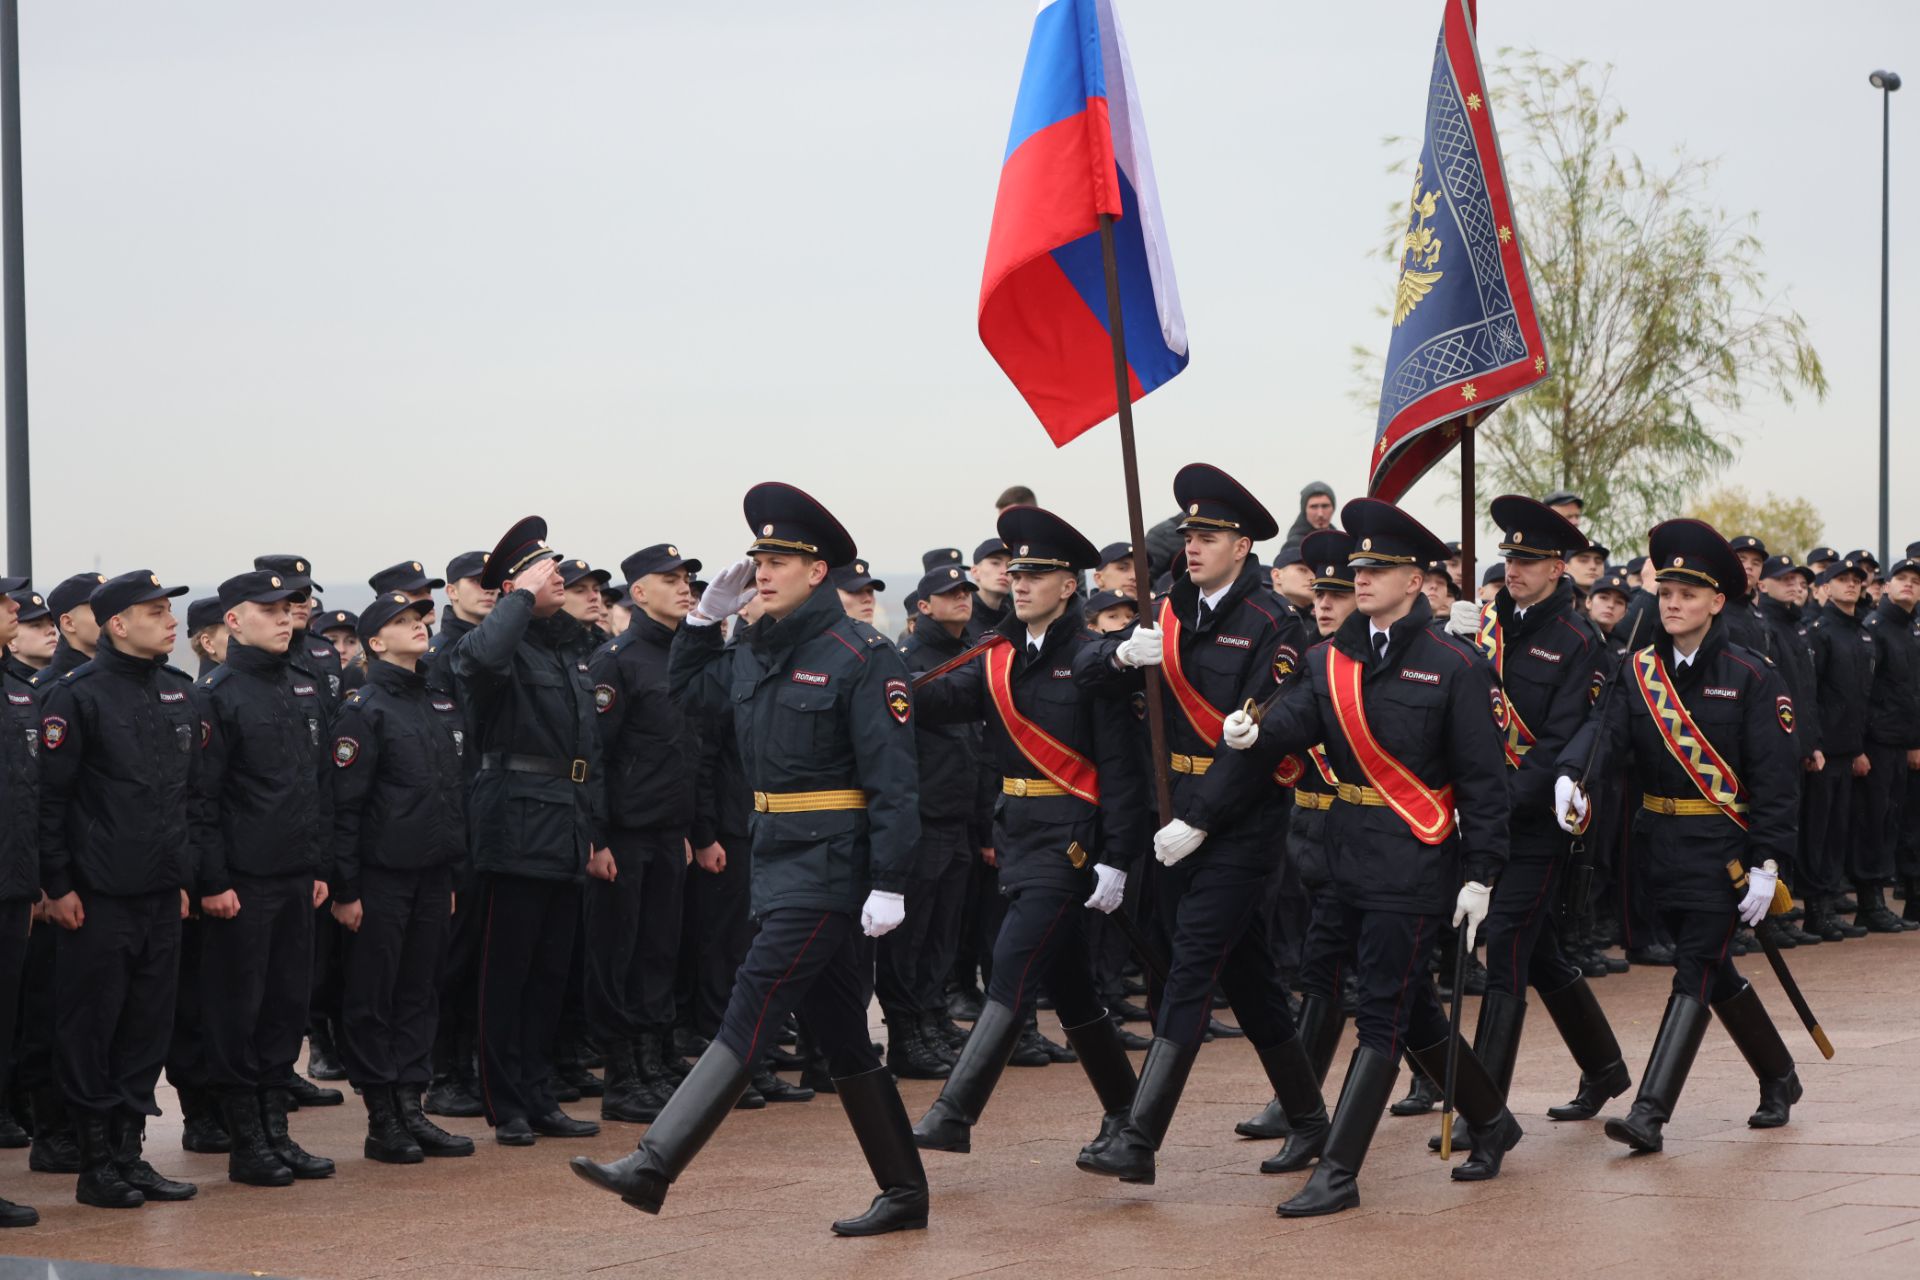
[
  {"xmin": 1776, "ymin": 695, "xmax": 1795, "ymax": 735},
  {"xmin": 885, "ymin": 678, "xmax": 911, "ymax": 725},
  {"xmin": 40, "ymin": 716, "xmax": 66, "ymax": 750},
  {"xmin": 333, "ymin": 737, "xmax": 360, "ymax": 768},
  {"xmin": 593, "ymin": 683, "xmax": 616, "ymax": 713}
]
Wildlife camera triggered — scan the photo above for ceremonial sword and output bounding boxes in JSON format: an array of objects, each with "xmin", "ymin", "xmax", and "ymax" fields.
[{"xmin": 1731, "ymin": 859, "xmax": 1835, "ymax": 1060}]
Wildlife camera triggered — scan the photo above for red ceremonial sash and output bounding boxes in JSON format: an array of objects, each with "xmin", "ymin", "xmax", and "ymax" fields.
[
  {"xmin": 1474, "ymin": 602, "xmax": 1538, "ymax": 769},
  {"xmin": 984, "ymin": 640, "xmax": 1099, "ymax": 804},
  {"xmin": 1630, "ymin": 648, "xmax": 1748, "ymax": 830},
  {"xmin": 1324, "ymin": 647, "xmax": 1456, "ymax": 845},
  {"xmin": 1158, "ymin": 598, "xmax": 1304, "ymax": 787}
]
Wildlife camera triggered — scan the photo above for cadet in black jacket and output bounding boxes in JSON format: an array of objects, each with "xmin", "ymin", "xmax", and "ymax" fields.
[
  {"xmin": 585, "ymin": 542, "xmax": 707, "ymax": 1124},
  {"xmin": 909, "ymin": 508, "xmax": 1146, "ymax": 1161},
  {"xmin": 1803, "ymin": 557, "xmax": 1877, "ymax": 939},
  {"xmin": 446, "ymin": 518, "xmax": 604, "ymax": 1147},
  {"xmin": 1073, "ymin": 465, "xmax": 1325, "ymax": 1187},
  {"xmin": 1757, "ymin": 555, "xmax": 1826, "ymax": 941},
  {"xmin": 193, "ymin": 570, "xmax": 338, "ymax": 1187},
  {"xmin": 1859, "ymin": 559, "xmax": 1920, "ymax": 929},
  {"xmin": 1435, "ymin": 498, "xmax": 1630, "ymax": 1143},
  {"xmin": 328, "ymin": 593, "xmax": 474, "ymax": 1165},
  {"xmin": 1221, "ymin": 500, "xmax": 1518, "ymax": 1216},
  {"xmin": 421, "ymin": 549, "xmax": 493, "ymax": 1122},
  {"xmin": 1557, "ymin": 521, "xmax": 1805, "ymax": 1153},
  {"xmin": 882, "ymin": 566, "xmax": 996, "ymax": 1082},
  {"xmin": 572, "ymin": 483, "xmax": 926, "ymax": 1237},
  {"xmin": 0, "ymin": 581, "xmax": 40, "ymax": 1227},
  {"xmin": 38, "ymin": 570, "xmax": 199, "ymax": 1211}
]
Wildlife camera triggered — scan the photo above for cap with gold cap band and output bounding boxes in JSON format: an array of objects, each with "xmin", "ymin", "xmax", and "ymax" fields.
[{"xmin": 481, "ymin": 515, "xmax": 564, "ymax": 591}]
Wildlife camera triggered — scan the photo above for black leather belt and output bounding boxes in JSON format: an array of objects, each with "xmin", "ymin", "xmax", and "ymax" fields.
[{"xmin": 480, "ymin": 752, "xmax": 590, "ymax": 783}]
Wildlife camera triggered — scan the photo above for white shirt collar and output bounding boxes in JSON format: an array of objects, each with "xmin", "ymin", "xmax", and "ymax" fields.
[
  {"xmin": 1672, "ymin": 644, "xmax": 1699, "ymax": 668},
  {"xmin": 1199, "ymin": 582, "xmax": 1232, "ymax": 614}
]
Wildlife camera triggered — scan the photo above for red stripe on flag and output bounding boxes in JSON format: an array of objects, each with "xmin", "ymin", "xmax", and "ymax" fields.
[
  {"xmin": 980, "ymin": 100, "xmax": 1118, "ymax": 311},
  {"xmin": 980, "ymin": 248, "xmax": 1143, "ymax": 447}
]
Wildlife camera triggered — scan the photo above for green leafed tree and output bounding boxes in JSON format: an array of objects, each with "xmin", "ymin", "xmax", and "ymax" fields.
[
  {"xmin": 1683, "ymin": 486, "xmax": 1825, "ymax": 563},
  {"xmin": 1358, "ymin": 53, "xmax": 1828, "ymax": 555}
]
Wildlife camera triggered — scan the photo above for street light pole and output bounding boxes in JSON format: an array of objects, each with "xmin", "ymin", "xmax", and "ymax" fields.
[
  {"xmin": 1, "ymin": 0, "xmax": 28, "ymax": 579},
  {"xmin": 1872, "ymin": 70, "xmax": 1901, "ymax": 570}
]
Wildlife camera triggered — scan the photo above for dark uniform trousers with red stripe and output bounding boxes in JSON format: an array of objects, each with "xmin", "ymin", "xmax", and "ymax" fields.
[
  {"xmin": 982, "ymin": 886, "xmax": 1102, "ymax": 1026},
  {"xmin": 1151, "ymin": 847, "xmax": 1301, "ymax": 1051},
  {"xmin": 714, "ymin": 909, "xmax": 882, "ymax": 1078},
  {"xmin": 1315, "ymin": 899, "xmax": 1451, "ymax": 1059},
  {"xmin": 1479, "ymin": 835, "xmax": 1584, "ymax": 998}
]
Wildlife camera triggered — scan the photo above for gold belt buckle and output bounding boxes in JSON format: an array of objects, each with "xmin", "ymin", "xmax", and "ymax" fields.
[
  {"xmin": 1008, "ymin": 778, "xmax": 1029, "ymax": 797},
  {"xmin": 569, "ymin": 758, "xmax": 589, "ymax": 783},
  {"xmin": 752, "ymin": 791, "xmax": 769, "ymax": 813}
]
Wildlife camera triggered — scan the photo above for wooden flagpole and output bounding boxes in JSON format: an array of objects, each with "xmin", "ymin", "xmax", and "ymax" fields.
[{"xmin": 1097, "ymin": 212, "xmax": 1174, "ymax": 827}]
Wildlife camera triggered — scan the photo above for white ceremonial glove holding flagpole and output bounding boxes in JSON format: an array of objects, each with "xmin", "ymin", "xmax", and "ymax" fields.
[
  {"xmin": 1447, "ymin": 600, "xmax": 1483, "ymax": 639},
  {"xmin": 1453, "ymin": 882, "xmax": 1492, "ymax": 951},
  {"xmin": 1114, "ymin": 624, "xmax": 1163, "ymax": 668}
]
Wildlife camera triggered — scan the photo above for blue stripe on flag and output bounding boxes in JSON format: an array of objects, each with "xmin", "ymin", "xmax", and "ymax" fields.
[
  {"xmin": 1003, "ymin": 0, "xmax": 1106, "ymax": 162},
  {"xmin": 1047, "ymin": 168, "xmax": 1187, "ymax": 393}
]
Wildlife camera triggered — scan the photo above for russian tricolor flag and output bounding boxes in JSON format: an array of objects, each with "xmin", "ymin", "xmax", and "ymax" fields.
[{"xmin": 979, "ymin": 0, "xmax": 1187, "ymax": 447}]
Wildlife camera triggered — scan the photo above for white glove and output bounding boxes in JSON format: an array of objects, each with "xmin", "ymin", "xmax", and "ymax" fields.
[
  {"xmin": 860, "ymin": 889, "xmax": 906, "ymax": 938},
  {"xmin": 1085, "ymin": 864, "xmax": 1127, "ymax": 914},
  {"xmin": 1447, "ymin": 600, "xmax": 1483, "ymax": 639},
  {"xmin": 1737, "ymin": 865, "xmax": 1777, "ymax": 927},
  {"xmin": 688, "ymin": 557, "xmax": 758, "ymax": 626},
  {"xmin": 1153, "ymin": 819, "xmax": 1207, "ymax": 867},
  {"xmin": 1114, "ymin": 624, "xmax": 1163, "ymax": 668},
  {"xmin": 1222, "ymin": 708, "xmax": 1260, "ymax": 751},
  {"xmin": 1452, "ymin": 881, "xmax": 1492, "ymax": 951},
  {"xmin": 1553, "ymin": 776, "xmax": 1589, "ymax": 835}
]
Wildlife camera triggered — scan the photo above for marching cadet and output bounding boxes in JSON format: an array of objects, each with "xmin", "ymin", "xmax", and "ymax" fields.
[
  {"xmin": 193, "ymin": 570, "xmax": 339, "ymax": 1187},
  {"xmin": 1235, "ymin": 529, "xmax": 1357, "ymax": 1157},
  {"xmin": 572, "ymin": 483, "xmax": 927, "ymax": 1237},
  {"xmin": 1861, "ymin": 556, "xmax": 1920, "ymax": 929},
  {"xmin": 833, "ymin": 560, "xmax": 885, "ymax": 625},
  {"xmin": 37, "ymin": 571, "xmax": 200, "ymax": 1210},
  {"xmin": 969, "ymin": 537, "xmax": 1012, "ymax": 634},
  {"xmin": 1803, "ymin": 556, "xmax": 1875, "ymax": 942},
  {"xmin": 421, "ymin": 550, "xmax": 492, "ymax": 1119},
  {"xmin": 879, "ymin": 565, "xmax": 994, "ymax": 1082},
  {"xmin": 327, "ymin": 593, "xmax": 474, "ymax": 1163},
  {"xmin": 1556, "ymin": 520, "xmax": 1806, "ymax": 1152},
  {"xmin": 446, "ymin": 519, "xmax": 604, "ymax": 1146},
  {"xmin": 1074, "ymin": 464, "xmax": 1327, "ymax": 1186},
  {"xmin": 0, "ymin": 580, "xmax": 39, "ymax": 1226},
  {"xmin": 1432, "ymin": 498, "xmax": 1630, "ymax": 1149},
  {"xmin": 1218, "ymin": 499, "xmax": 1519, "ymax": 1215},
  {"xmin": 907, "ymin": 508, "xmax": 1147, "ymax": 1158},
  {"xmin": 585, "ymin": 542, "xmax": 708, "ymax": 1124},
  {"xmin": 3, "ymin": 587, "xmax": 53, "ymax": 678}
]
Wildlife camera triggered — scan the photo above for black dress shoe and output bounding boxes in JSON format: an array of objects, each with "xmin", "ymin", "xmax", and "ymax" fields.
[
  {"xmin": 1008, "ymin": 1027, "xmax": 1052, "ymax": 1067},
  {"xmin": 530, "ymin": 1110, "xmax": 600, "ymax": 1138},
  {"xmin": 281, "ymin": 1074, "xmax": 344, "ymax": 1108},
  {"xmin": 1115, "ymin": 1026, "xmax": 1152, "ymax": 1051},
  {"xmin": 1624, "ymin": 944, "xmax": 1676, "ymax": 965},
  {"xmin": 0, "ymin": 1198, "xmax": 36, "ymax": 1228},
  {"xmin": 1111, "ymin": 999, "xmax": 1153, "ymax": 1024},
  {"xmin": 752, "ymin": 1070, "xmax": 814, "ymax": 1103},
  {"xmin": 1206, "ymin": 1017, "xmax": 1245, "ymax": 1040},
  {"xmin": 495, "ymin": 1118, "xmax": 536, "ymax": 1146}
]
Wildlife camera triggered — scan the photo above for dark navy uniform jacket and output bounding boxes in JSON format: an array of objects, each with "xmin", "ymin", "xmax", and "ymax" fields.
[
  {"xmin": 1482, "ymin": 578, "xmax": 1606, "ymax": 850},
  {"xmin": 1758, "ymin": 595, "xmax": 1821, "ymax": 762},
  {"xmin": 1074, "ymin": 563, "xmax": 1308, "ymax": 867},
  {"xmin": 1560, "ymin": 617, "xmax": 1798, "ymax": 913},
  {"xmin": 1240, "ymin": 595, "xmax": 1510, "ymax": 915},
  {"xmin": 1807, "ymin": 601, "xmax": 1875, "ymax": 760},
  {"xmin": 589, "ymin": 613, "xmax": 704, "ymax": 840},
  {"xmin": 326, "ymin": 657, "xmax": 467, "ymax": 905},
  {"xmin": 669, "ymin": 584, "xmax": 919, "ymax": 919},
  {"xmin": 38, "ymin": 642, "xmax": 199, "ymax": 900},
  {"xmin": 914, "ymin": 609, "xmax": 1146, "ymax": 895},
  {"xmin": 2, "ymin": 666, "xmax": 42, "ymax": 903},
  {"xmin": 191, "ymin": 640, "xmax": 333, "ymax": 896},
  {"xmin": 1865, "ymin": 598, "xmax": 1920, "ymax": 750},
  {"xmin": 899, "ymin": 622, "xmax": 997, "ymax": 849},
  {"xmin": 444, "ymin": 589, "xmax": 603, "ymax": 884}
]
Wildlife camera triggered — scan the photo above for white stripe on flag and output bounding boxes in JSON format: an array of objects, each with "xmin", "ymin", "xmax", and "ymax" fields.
[{"xmin": 1094, "ymin": 0, "xmax": 1187, "ymax": 358}]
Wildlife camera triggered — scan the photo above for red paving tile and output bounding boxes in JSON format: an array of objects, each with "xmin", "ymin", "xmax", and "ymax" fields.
[{"xmin": 5, "ymin": 930, "xmax": 1920, "ymax": 1278}]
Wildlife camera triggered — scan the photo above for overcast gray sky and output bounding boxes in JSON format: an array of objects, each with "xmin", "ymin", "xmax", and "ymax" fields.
[{"xmin": 3, "ymin": 0, "xmax": 1915, "ymax": 606}]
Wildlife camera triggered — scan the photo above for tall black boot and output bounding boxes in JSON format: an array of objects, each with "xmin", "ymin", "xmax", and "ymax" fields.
[
  {"xmin": 1074, "ymin": 1037, "xmax": 1197, "ymax": 1185},
  {"xmin": 912, "ymin": 1000, "xmax": 1019, "ymax": 1153},
  {"xmin": 110, "ymin": 1114, "xmax": 196, "ymax": 1201},
  {"xmin": 178, "ymin": 1086, "xmax": 232, "ymax": 1154},
  {"xmin": 1276, "ymin": 1045, "xmax": 1396, "ymax": 1217},
  {"xmin": 1242, "ymin": 992, "xmax": 1344, "ymax": 1140},
  {"xmin": 1713, "ymin": 982, "xmax": 1802, "ymax": 1129},
  {"xmin": 570, "ymin": 1042, "xmax": 750, "ymax": 1213},
  {"xmin": 363, "ymin": 1086, "xmax": 424, "ymax": 1164},
  {"xmin": 1604, "ymin": 994, "xmax": 1709, "ymax": 1153},
  {"xmin": 261, "ymin": 1087, "xmax": 335, "ymax": 1179},
  {"xmin": 829, "ymin": 1066, "xmax": 930, "ymax": 1237},
  {"xmin": 1427, "ymin": 988, "xmax": 1525, "ymax": 1153},
  {"xmin": 1062, "ymin": 1009, "xmax": 1139, "ymax": 1161},
  {"xmin": 395, "ymin": 1086, "xmax": 475, "ymax": 1157},
  {"xmin": 1539, "ymin": 974, "xmax": 1632, "ymax": 1121},
  {"xmin": 74, "ymin": 1112, "xmax": 143, "ymax": 1210},
  {"xmin": 28, "ymin": 1086, "xmax": 80, "ymax": 1174},
  {"xmin": 1407, "ymin": 1032, "xmax": 1522, "ymax": 1182},
  {"xmin": 220, "ymin": 1089, "xmax": 293, "ymax": 1187},
  {"xmin": 1257, "ymin": 1032, "xmax": 1331, "ymax": 1174}
]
